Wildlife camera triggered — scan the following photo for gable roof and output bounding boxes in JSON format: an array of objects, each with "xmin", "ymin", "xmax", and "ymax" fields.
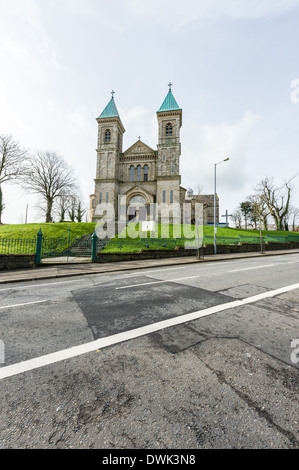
[{"xmin": 124, "ymin": 139, "xmax": 156, "ymax": 155}]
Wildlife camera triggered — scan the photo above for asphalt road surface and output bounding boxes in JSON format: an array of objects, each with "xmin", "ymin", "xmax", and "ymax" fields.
[{"xmin": 0, "ymin": 252, "xmax": 298, "ymax": 449}]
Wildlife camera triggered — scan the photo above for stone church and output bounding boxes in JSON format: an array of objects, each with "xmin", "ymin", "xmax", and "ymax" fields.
[{"xmin": 89, "ymin": 85, "xmax": 218, "ymax": 225}]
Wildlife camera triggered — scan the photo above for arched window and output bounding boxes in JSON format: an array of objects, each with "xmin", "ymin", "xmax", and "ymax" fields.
[
  {"xmin": 129, "ymin": 195, "xmax": 146, "ymax": 205},
  {"xmin": 106, "ymin": 192, "xmax": 109, "ymax": 203},
  {"xmin": 162, "ymin": 190, "xmax": 166, "ymax": 203},
  {"xmin": 170, "ymin": 190, "xmax": 174, "ymax": 204},
  {"xmin": 144, "ymin": 165, "xmax": 148, "ymax": 181},
  {"xmin": 137, "ymin": 165, "xmax": 141, "ymax": 182},
  {"xmin": 130, "ymin": 165, "xmax": 134, "ymax": 182},
  {"xmin": 99, "ymin": 192, "xmax": 102, "ymax": 204},
  {"xmin": 105, "ymin": 129, "xmax": 111, "ymax": 142},
  {"xmin": 166, "ymin": 123, "xmax": 173, "ymax": 137}
]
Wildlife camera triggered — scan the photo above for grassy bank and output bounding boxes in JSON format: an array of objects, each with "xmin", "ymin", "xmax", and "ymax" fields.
[
  {"xmin": 0, "ymin": 222, "xmax": 96, "ymax": 239},
  {"xmin": 0, "ymin": 222, "xmax": 298, "ymax": 255},
  {"xmin": 101, "ymin": 224, "xmax": 299, "ymax": 253}
]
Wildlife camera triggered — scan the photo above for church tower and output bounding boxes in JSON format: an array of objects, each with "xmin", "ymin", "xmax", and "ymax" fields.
[
  {"xmin": 93, "ymin": 92, "xmax": 125, "ymax": 219},
  {"xmin": 156, "ymin": 84, "xmax": 183, "ymax": 208}
]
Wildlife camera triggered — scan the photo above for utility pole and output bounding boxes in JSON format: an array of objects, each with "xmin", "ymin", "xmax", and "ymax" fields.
[{"xmin": 214, "ymin": 158, "xmax": 230, "ymax": 254}]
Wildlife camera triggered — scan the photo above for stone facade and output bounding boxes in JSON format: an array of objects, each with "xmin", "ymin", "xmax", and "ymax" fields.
[{"xmin": 89, "ymin": 87, "xmax": 219, "ymax": 225}]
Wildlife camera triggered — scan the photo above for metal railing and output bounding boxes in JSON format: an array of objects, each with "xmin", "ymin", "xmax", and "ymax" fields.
[
  {"xmin": 0, "ymin": 231, "xmax": 298, "ymax": 258},
  {"xmin": 0, "ymin": 237, "xmax": 37, "ymax": 254},
  {"xmin": 102, "ymin": 233, "xmax": 299, "ymax": 253}
]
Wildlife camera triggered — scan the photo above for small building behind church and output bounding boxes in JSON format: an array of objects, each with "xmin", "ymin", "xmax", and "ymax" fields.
[{"xmin": 89, "ymin": 86, "xmax": 218, "ymax": 226}]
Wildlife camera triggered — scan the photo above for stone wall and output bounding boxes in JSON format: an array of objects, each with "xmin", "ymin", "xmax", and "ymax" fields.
[
  {"xmin": 96, "ymin": 247, "xmax": 196, "ymax": 263},
  {"xmin": 96, "ymin": 241, "xmax": 299, "ymax": 263},
  {"xmin": 0, "ymin": 255, "xmax": 35, "ymax": 270}
]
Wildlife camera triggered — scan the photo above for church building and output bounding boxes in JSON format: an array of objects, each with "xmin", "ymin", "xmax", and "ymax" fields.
[{"xmin": 89, "ymin": 85, "xmax": 218, "ymax": 225}]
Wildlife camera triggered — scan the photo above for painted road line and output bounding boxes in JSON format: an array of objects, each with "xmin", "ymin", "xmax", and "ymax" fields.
[
  {"xmin": 0, "ymin": 279, "xmax": 85, "ymax": 292},
  {"xmin": 229, "ymin": 259, "xmax": 299, "ymax": 273},
  {"xmin": 228, "ymin": 264, "xmax": 276, "ymax": 273},
  {"xmin": 123, "ymin": 261, "xmax": 242, "ymax": 276},
  {"xmin": 93, "ymin": 262, "xmax": 241, "ymax": 285},
  {"xmin": 115, "ymin": 275, "xmax": 204, "ymax": 290},
  {"xmin": 1, "ymin": 282, "xmax": 299, "ymax": 380},
  {"xmin": 117, "ymin": 259, "xmax": 299, "ymax": 288},
  {"xmin": 0, "ymin": 300, "xmax": 49, "ymax": 310}
]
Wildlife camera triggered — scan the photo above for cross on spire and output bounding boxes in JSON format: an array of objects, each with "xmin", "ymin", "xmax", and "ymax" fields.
[
  {"xmin": 111, "ymin": 90, "xmax": 115, "ymax": 99},
  {"xmin": 168, "ymin": 82, "xmax": 173, "ymax": 91}
]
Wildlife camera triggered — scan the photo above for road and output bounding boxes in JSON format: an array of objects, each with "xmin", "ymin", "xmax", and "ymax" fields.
[{"xmin": 0, "ymin": 252, "xmax": 298, "ymax": 449}]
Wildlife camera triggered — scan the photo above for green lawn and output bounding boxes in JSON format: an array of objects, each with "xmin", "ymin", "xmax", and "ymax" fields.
[
  {"xmin": 0, "ymin": 222, "xmax": 96, "ymax": 240},
  {"xmin": 0, "ymin": 221, "xmax": 298, "ymax": 255},
  {"xmin": 101, "ymin": 223, "xmax": 299, "ymax": 253},
  {"xmin": 0, "ymin": 222, "xmax": 97, "ymax": 254}
]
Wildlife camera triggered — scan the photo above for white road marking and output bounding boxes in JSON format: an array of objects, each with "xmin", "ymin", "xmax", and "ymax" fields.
[
  {"xmin": 117, "ymin": 259, "xmax": 299, "ymax": 288},
  {"xmin": 1, "ymin": 282, "xmax": 299, "ymax": 380},
  {"xmin": 0, "ymin": 300, "xmax": 49, "ymax": 310},
  {"xmin": 92, "ymin": 262, "xmax": 239, "ymax": 285},
  {"xmin": 123, "ymin": 261, "xmax": 241, "ymax": 275},
  {"xmin": 229, "ymin": 259, "xmax": 299, "ymax": 272},
  {"xmin": 228, "ymin": 264, "xmax": 276, "ymax": 273},
  {"xmin": 116, "ymin": 275, "xmax": 203, "ymax": 289},
  {"xmin": 0, "ymin": 279, "xmax": 84, "ymax": 292}
]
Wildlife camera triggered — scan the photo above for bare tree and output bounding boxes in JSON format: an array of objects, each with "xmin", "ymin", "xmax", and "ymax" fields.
[
  {"xmin": 230, "ymin": 208, "xmax": 242, "ymax": 229},
  {"xmin": 255, "ymin": 176, "xmax": 295, "ymax": 231},
  {"xmin": 67, "ymin": 195, "xmax": 77, "ymax": 222},
  {"xmin": 0, "ymin": 135, "xmax": 28, "ymax": 223},
  {"xmin": 248, "ymin": 194, "xmax": 269, "ymax": 230},
  {"xmin": 66, "ymin": 194, "xmax": 86, "ymax": 222},
  {"xmin": 21, "ymin": 151, "xmax": 77, "ymax": 223},
  {"xmin": 0, "ymin": 186, "xmax": 5, "ymax": 225},
  {"xmin": 194, "ymin": 184, "xmax": 204, "ymax": 195},
  {"xmin": 288, "ymin": 206, "xmax": 299, "ymax": 232},
  {"xmin": 76, "ymin": 199, "xmax": 86, "ymax": 223},
  {"xmin": 240, "ymin": 201, "xmax": 252, "ymax": 230},
  {"xmin": 56, "ymin": 193, "xmax": 71, "ymax": 222}
]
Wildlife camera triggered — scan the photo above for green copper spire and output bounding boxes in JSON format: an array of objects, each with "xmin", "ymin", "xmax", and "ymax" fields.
[
  {"xmin": 98, "ymin": 91, "xmax": 120, "ymax": 119},
  {"xmin": 158, "ymin": 83, "xmax": 181, "ymax": 112}
]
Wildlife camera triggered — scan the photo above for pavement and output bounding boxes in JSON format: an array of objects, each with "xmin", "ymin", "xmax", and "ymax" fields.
[{"xmin": 1, "ymin": 248, "xmax": 299, "ymax": 284}]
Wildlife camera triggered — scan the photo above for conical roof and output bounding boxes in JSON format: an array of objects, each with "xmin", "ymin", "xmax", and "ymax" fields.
[
  {"xmin": 158, "ymin": 87, "xmax": 181, "ymax": 113},
  {"xmin": 98, "ymin": 95, "xmax": 120, "ymax": 119}
]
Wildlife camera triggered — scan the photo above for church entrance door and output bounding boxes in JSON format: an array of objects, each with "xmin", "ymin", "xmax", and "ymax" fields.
[{"xmin": 127, "ymin": 195, "xmax": 148, "ymax": 223}]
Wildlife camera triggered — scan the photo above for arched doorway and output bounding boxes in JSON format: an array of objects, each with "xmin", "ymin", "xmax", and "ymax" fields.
[{"xmin": 127, "ymin": 194, "xmax": 148, "ymax": 222}]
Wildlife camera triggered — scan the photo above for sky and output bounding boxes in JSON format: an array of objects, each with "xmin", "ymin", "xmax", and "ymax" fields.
[{"xmin": 0, "ymin": 0, "xmax": 299, "ymax": 226}]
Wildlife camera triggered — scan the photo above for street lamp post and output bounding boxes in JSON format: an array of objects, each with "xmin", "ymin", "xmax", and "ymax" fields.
[{"xmin": 214, "ymin": 158, "xmax": 230, "ymax": 255}]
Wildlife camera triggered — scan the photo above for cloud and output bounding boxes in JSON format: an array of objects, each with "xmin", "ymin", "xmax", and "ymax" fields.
[
  {"xmin": 120, "ymin": 106, "xmax": 157, "ymax": 150},
  {"xmin": 181, "ymin": 111, "xmax": 260, "ymax": 194},
  {"xmin": 127, "ymin": 0, "xmax": 299, "ymax": 30},
  {"xmin": 0, "ymin": 1, "xmax": 63, "ymax": 83}
]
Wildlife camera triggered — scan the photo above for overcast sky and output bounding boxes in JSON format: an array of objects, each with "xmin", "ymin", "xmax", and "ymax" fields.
[{"xmin": 0, "ymin": 0, "xmax": 299, "ymax": 225}]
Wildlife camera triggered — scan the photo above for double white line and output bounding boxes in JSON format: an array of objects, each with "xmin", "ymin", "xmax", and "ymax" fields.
[{"xmin": 1, "ymin": 282, "xmax": 299, "ymax": 381}]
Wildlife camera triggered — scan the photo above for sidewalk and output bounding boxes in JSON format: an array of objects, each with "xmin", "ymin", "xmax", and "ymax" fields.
[{"xmin": 0, "ymin": 248, "xmax": 299, "ymax": 285}]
